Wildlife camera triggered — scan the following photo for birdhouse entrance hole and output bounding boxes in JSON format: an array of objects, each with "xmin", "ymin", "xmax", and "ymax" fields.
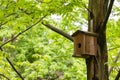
[{"xmin": 78, "ymin": 43, "xmax": 81, "ymax": 48}]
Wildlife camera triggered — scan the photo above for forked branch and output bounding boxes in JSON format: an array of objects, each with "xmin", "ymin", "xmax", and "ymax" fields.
[{"xmin": 109, "ymin": 51, "xmax": 120, "ymax": 75}]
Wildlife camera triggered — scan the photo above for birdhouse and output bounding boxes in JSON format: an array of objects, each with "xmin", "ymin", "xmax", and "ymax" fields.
[{"xmin": 72, "ymin": 30, "xmax": 97, "ymax": 58}]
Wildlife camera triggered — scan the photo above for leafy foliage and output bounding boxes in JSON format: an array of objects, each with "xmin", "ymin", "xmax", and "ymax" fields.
[{"xmin": 0, "ymin": 0, "xmax": 119, "ymax": 80}]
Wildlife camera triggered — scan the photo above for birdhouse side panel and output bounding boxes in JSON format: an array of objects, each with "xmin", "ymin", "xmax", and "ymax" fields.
[
  {"xmin": 73, "ymin": 33, "xmax": 85, "ymax": 57},
  {"xmin": 85, "ymin": 35, "xmax": 97, "ymax": 56}
]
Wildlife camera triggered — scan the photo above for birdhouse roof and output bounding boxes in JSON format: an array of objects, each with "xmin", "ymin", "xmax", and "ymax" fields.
[{"xmin": 72, "ymin": 30, "xmax": 98, "ymax": 37}]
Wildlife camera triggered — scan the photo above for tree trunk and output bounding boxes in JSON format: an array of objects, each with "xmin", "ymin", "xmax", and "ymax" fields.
[{"xmin": 86, "ymin": 0, "xmax": 109, "ymax": 80}]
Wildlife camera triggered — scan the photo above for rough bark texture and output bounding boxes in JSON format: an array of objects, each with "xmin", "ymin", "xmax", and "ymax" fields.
[{"xmin": 86, "ymin": 0, "xmax": 109, "ymax": 80}]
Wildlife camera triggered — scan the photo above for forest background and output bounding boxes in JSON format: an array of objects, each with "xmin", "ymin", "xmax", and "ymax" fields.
[{"xmin": 0, "ymin": 0, "xmax": 120, "ymax": 80}]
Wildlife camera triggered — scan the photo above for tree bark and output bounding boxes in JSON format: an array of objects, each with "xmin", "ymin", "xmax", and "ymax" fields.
[{"xmin": 86, "ymin": 0, "xmax": 109, "ymax": 80}]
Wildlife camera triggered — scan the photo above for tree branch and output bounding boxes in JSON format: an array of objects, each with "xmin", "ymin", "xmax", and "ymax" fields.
[
  {"xmin": 6, "ymin": 57, "xmax": 24, "ymax": 80},
  {"xmin": 0, "ymin": 13, "xmax": 16, "ymax": 28},
  {"xmin": 0, "ymin": 21, "xmax": 8, "ymax": 28},
  {"xmin": 42, "ymin": 23, "xmax": 73, "ymax": 41},
  {"xmin": 108, "ymin": 46, "xmax": 120, "ymax": 51},
  {"xmin": 37, "ymin": 0, "xmax": 53, "ymax": 3},
  {"xmin": 0, "ymin": 73, "xmax": 10, "ymax": 80},
  {"xmin": 18, "ymin": 8, "xmax": 33, "ymax": 15},
  {"xmin": 102, "ymin": 0, "xmax": 115, "ymax": 28},
  {"xmin": 109, "ymin": 51, "xmax": 120, "ymax": 75},
  {"xmin": 5, "ymin": 13, "xmax": 15, "ymax": 18},
  {"xmin": 115, "ymin": 69, "xmax": 120, "ymax": 80},
  {"xmin": 0, "ymin": 15, "xmax": 46, "ymax": 50}
]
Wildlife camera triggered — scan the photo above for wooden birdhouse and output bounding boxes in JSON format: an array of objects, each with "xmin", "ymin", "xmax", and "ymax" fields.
[{"xmin": 72, "ymin": 30, "xmax": 97, "ymax": 58}]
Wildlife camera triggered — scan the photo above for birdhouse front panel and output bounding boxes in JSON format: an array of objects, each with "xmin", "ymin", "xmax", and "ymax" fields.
[{"xmin": 73, "ymin": 33, "xmax": 85, "ymax": 57}]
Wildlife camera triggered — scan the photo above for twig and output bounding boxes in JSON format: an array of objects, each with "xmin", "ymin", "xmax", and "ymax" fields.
[
  {"xmin": 0, "ymin": 15, "xmax": 46, "ymax": 50},
  {"xmin": 108, "ymin": 46, "xmax": 120, "ymax": 51},
  {"xmin": 0, "ymin": 13, "xmax": 16, "ymax": 28},
  {"xmin": 42, "ymin": 23, "xmax": 73, "ymax": 41},
  {"xmin": 19, "ymin": 8, "xmax": 33, "ymax": 15},
  {"xmin": 115, "ymin": 69, "xmax": 120, "ymax": 80},
  {"xmin": 6, "ymin": 57, "xmax": 24, "ymax": 80},
  {"xmin": 102, "ymin": 0, "xmax": 115, "ymax": 29},
  {"xmin": 0, "ymin": 73, "xmax": 10, "ymax": 80},
  {"xmin": 108, "ymin": 51, "xmax": 120, "ymax": 75},
  {"xmin": 5, "ymin": 13, "xmax": 15, "ymax": 18},
  {"xmin": 0, "ymin": 47, "xmax": 3, "ymax": 51},
  {"xmin": 37, "ymin": 0, "xmax": 53, "ymax": 3},
  {"xmin": 0, "ymin": 21, "xmax": 8, "ymax": 28}
]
